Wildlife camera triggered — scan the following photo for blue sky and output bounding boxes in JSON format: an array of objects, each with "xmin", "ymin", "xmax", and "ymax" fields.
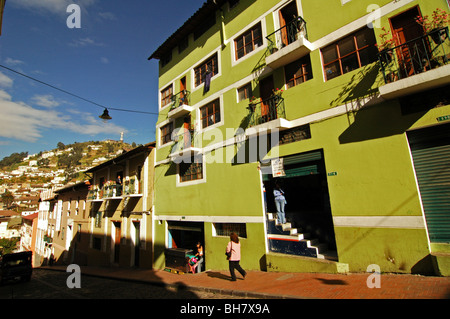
[{"xmin": 0, "ymin": 0, "xmax": 205, "ymax": 160}]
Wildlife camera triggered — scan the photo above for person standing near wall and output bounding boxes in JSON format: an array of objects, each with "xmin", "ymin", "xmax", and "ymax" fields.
[{"xmin": 226, "ymin": 232, "xmax": 246, "ymax": 281}]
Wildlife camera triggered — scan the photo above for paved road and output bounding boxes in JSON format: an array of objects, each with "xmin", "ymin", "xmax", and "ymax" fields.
[{"xmin": 0, "ymin": 268, "xmax": 248, "ymax": 299}]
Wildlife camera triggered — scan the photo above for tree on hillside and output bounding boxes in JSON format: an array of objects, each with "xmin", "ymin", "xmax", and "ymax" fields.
[
  {"xmin": 57, "ymin": 142, "xmax": 65, "ymax": 150},
  {"xmin": 38, "ymin": 157, "xmax": 50, "ymax": 167},
  {"xmin": 57, "ymin": 153, "xmax": 71, "ymax": 168},
  {"xmin": 106, "ymin": 143, "xmax": 114, "ymax": 153},
  {"xmin": 1, "ymin": 190, "xmax": 14, "ymax": 208},
  {"xmin": 0, "ymin": 152, "xmax": 28, "ymax": 168},
  {"xmin": 0, "ymin": 238, "xmax": 20, "ymax": 255}
]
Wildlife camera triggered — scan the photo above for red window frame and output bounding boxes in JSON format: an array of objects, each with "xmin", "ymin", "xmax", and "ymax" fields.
[
  {"xmin": 194, "ymin": 54, "xmax": 218, "ymax": 87},
  {"xmin": 285, "ymin": 55, "xmax": 313, "ymax": 88},
  {"xmin": 322, "ymin": 27, "xmax": 377, "ymax": 81},
  {"xmin": 160, "ymin": 122, "xmax": 173, "ymax": 145},
  {"xmin": 234, "ymin": 23, "xmax": 263, "ymax": 60},
  {"xmin": 160, "ymin": 85, "xmax": 173, "ymax": 108},
  {"xmin": 200, "ymin": 99, "xmax": 221, "ymax": 129},
  {"xmin": 179, "ymin": 158, "xmax": 203, "ymax": 182}
]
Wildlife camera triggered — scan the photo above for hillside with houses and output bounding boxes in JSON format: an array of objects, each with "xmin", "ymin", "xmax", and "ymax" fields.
[{"xmin": 0, "ymin": 139, "xmax": 135, "ymax": 214}]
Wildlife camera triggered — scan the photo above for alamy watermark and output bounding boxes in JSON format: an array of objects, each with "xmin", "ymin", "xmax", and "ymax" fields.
[
  {"xmin": 169, "ymin": 126, "xmax": 280, "ymax": 165},
  {"xmin": 366, "ymin": 264, "xmax": 381, "ymax": 288},
  {"xmin": 66, "ymin": 264, "xmax": 81, "ymax": 288},
  {"xmin": 66, "ymin": 4, "xmax": 81, "ymax": 29}
]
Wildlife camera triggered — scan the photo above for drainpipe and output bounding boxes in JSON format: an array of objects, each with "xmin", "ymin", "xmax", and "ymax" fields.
[{"xmin": 217, "ymin": 4, "xmax": 226, "ymax": 47}]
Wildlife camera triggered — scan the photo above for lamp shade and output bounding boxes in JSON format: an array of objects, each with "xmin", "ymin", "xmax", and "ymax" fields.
[{"xmin": 99, "ymin": 108, "xmax": 112, "ymax": 120}]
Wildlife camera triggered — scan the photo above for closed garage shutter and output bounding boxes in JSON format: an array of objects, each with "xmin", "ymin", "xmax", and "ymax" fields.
[{"xmin": 407, "ymin": 123, "xmax": 450, "ymax": 243}]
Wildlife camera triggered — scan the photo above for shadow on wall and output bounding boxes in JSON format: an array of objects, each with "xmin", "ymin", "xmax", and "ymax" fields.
[{"xmin": 336, "ymin": 64, "xmax": 450, "ymax": 145}]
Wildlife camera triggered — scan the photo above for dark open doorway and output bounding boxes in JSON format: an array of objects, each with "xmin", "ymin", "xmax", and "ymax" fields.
[
  {"xmin": 168, "ymin": 221, "xmax": 204, "ymax": 254},
  {"xmin": 263, "ymin": 150, "xmax": 336, "ymax": 251}
]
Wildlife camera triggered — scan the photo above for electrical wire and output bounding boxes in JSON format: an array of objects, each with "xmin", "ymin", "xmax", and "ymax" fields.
[{"xmin": 0, "ymin": 64, "xmax": 159, "ymax": 115}]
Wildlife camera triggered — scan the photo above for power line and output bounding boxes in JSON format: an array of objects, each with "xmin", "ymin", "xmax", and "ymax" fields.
[{"xmin": 0, "ymin": 64, "xmax": 158, "ymax": 115}]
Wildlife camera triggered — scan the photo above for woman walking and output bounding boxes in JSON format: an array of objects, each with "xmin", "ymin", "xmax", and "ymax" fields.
[{"xmin": 226, "ymin": 232, "xmax": 246, "ymax": 281}]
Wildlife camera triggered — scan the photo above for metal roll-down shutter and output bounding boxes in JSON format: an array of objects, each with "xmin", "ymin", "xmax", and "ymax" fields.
[{"xmin": 408, "ymin": 123, "xmax": 450, "ymax": 243}]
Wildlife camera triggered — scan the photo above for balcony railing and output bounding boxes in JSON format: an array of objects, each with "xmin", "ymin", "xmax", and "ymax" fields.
[
  {"xmin": 169, "ymin": 126, "xmax": 202, "ymax": 161},
  {"xmin": 123, "ymin": 179, "xmax": 138, "ymax": 196},
  {"xmin": 378, "ymin": 27, "xmax": 450, "ymax": 84},
  {"xmin": 88, "ymin": 179, "xmax": 141, "ymax": 201},
  {"xmin": 170, "ymin": 90, "xmax": 190, "ymax": 110},
  {"xmin": 102, "ymin": 184, "xmax": 122, "ymax": 198},
  {"xmin": 247, "ymin": 95, "xmax": 286, "ymax": 127},
  {"xmin": 171, "ymin": 128, "xmax": 197, "ymax": 151},
  {"xmin": 168, "ymin": 90, "xmax": 193, "ymax": 119},
  {"xmin": 266, "ymin": 16, "xmax": 308, "ymax": 54},
  {"xmin": 87, "ymin": 189, "xmax": 100, "ymax": 201}
]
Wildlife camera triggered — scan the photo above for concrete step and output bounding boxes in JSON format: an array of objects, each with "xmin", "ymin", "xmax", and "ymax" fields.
[{"xmin": 266, "ymin": 212, "xmax": 333, "ymax": 260}]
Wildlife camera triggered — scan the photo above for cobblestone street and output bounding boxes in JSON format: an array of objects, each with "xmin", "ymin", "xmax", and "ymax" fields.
[{"xmin": 0, "ymin": 268, "xmax": 249, "ymax": 299}]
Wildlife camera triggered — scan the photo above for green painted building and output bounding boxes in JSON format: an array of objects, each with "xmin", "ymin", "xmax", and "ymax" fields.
[{"xmin": 149, "ymin": 0, "xmax": 450, "ymax": 275}]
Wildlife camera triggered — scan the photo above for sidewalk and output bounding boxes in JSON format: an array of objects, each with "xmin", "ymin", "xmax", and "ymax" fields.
[{"xmin": 40, "ymin": 265, "xmax": 450, "ymax": 299}]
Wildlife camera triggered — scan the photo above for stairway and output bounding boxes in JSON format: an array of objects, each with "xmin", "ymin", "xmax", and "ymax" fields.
[{"xmin": 266, "ymin": 213, "xmax": 337, "ymax": 260}]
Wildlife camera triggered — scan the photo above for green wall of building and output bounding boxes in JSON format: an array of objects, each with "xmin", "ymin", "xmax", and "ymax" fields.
[{"xmin": 152, "ymin": 0, "xmax": 450, "ymax": 274}]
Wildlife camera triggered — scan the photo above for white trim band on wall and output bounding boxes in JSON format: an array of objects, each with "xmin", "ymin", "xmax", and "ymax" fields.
[
  {"xmin": 333, "ymin": 216, "xmax": 426, "ymax": 229},
  {"xmin": 155, "ymin": 215, "xmax": 264, "ymax": 224}
]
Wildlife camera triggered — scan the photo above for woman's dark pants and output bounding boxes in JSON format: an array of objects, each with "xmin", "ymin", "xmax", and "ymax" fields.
[{"xmin": 229, "ymin": 261, "xmax": 246, "ymax": 281}]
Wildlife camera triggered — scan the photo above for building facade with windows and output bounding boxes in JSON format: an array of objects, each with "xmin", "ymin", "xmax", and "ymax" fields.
[
  {"xmin": 34, "ymin": 188, "xmax": 57, "ymax": 267},
  {"xmin": 32, "ymin": 143, "xmax": 156, "ymax": 269},
  {"xmin": 51, "ymin": 182, "xmax": 90, "ymax": 266},
  {"xmin": 150, "ymin": 0, "xmax": 450, "ymax": 275},
  {"xmin": 84, "ymin": 142, "xmax": 155, "ymax": 268}
]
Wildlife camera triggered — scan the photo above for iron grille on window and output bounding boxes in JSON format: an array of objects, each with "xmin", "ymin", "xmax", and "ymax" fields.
[{"xmin": 214, "ymin": 223, "xmax": 247, "ymax": 238}]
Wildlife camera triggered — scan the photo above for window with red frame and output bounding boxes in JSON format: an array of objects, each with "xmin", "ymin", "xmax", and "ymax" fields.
[
  {"xmin": 234, "ymin": 23, "xmax": 263, "ymax": 60},
  {"xmin": 200, "ymin": 99, "xmax": 221, "ymax": 129},
  {"xmin": 160, "ymin": 122, "xmax": 173, "ymax": 145},
  {"xmin": 322, "ymin": 27, "xmax": 377, "ymax": 81},
  {"xmin": 194, "ymin": 53, "xmax": 218, "ymax": 87},
  {"xmin": 160, "ymin": 85, "xmax": 173, "ymax": 108},
  {"xmin": 179, "ymin": 157, "xmax": 203, "ymax": 182},
  {"xmin": 285, "ymin": 54, "xmax": 313, "ymax": 88}
]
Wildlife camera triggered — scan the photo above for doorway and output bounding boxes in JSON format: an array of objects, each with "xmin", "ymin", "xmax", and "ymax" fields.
[
  {"xmin": 183, "ymin": 115, "xmax": 192, "ymax": 149},
  {"xmin": 279, "ymin": 1, "xmax": 299, "ymax": 47},
  {"xmin": 259, "ymin": 76, "xmax": 275, "ymax": 123},
  {"xmin": 389, "ymin": 6, "xmax": 428, "ymax": 77},
  {"xmin": 132, "ymin": 221, "xmax": 140, "ymax": 267},
  {"xmin": 180, "ymin": 77, "xmax": 187, "ymax": 105},
  {"xmin": 263, "ymin": 150, "xmax": 337, "ymax": 250},
  {"xmin": 167, "ymin": 221, "xmax": 204, "ymax": 251},
  {"xmin": 113, "ymin": 221, "xmax": 121, "ymax": 264},
  {"xmin": 116, "ymin": 171, "xmax": 123, "ymax": 196}
]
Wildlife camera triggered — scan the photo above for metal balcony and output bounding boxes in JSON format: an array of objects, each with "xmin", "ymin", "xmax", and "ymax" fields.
[
  {"xmin": 102, "ymin": 184, "xmax": 122, "ymax": 199},
  {"xmin": 378, "ymin": 27, "xmax": 450, "ymax": 99},
  {"xmin": 169, "ymin": 128, "xmax": 201, "ymax": 162},
  {"xmin": 246, "ymin": 95, "xmax": 291, "ymax": 136},
  {"xmin": 168, "ymin": 90, "xmax": 193, "ymax": 119},
  {"xmin": 265, "ymin": 16, "xmax": 313, "ymax": 70}
]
